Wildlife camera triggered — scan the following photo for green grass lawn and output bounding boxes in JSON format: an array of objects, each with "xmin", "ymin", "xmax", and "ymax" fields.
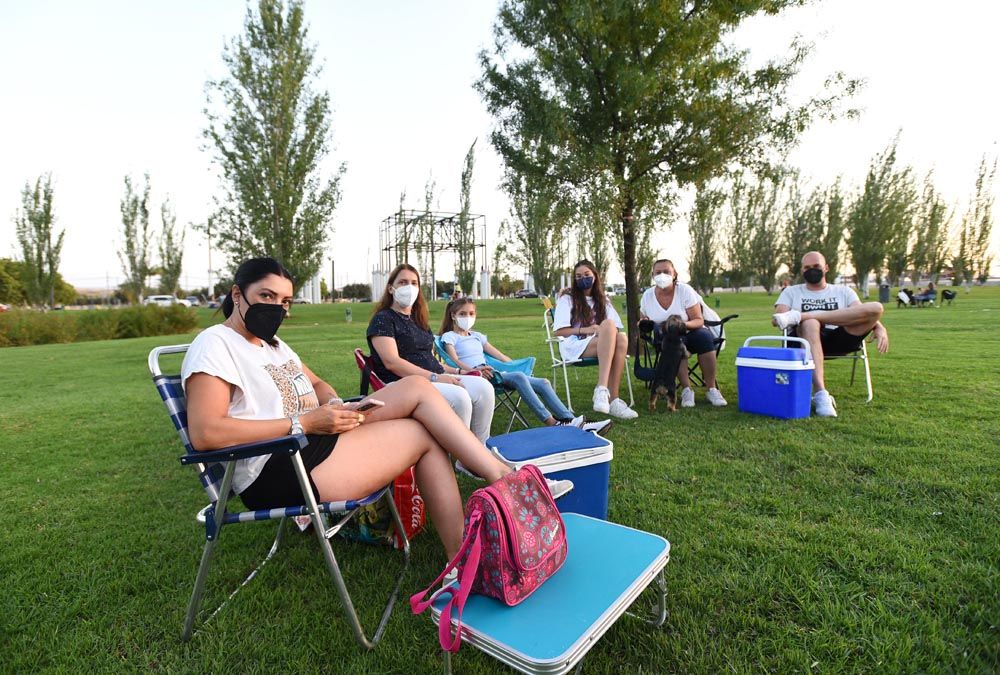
[{"xmin": 2, "ymin": 290, "xmax": 997, "ymax": 672}]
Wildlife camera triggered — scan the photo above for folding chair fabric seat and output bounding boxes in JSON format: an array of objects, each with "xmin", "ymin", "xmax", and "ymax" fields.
[
  {"xmin": 433, "ymin": 336, "xmax": 533, "ymax": 433},
  {"xmin": 150, "ymin": 344, "xmax": 410, "ymax": 647}
]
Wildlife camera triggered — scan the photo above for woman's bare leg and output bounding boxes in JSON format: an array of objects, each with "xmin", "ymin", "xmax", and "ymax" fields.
[
  {"xmin": 309, "ymin": 418, "xmax": 465, "ymax": 557},
  {"xmin": 359, "ymin": 376, "xmax": 510, "ymax": 482},
  {"xmin": 677, "ymin": 359, "xmax": 692, "ymax": 388},
  {"xmin": 699, "ymin": 351, "xmax": 719, "ymax": 389},
  {"xmin": 581, "ymin": 319, "xmax": 621, "ymax": 389},
  {"xmin": 607, "ymin": 331, "xmax": 628, "ymax": 399}
]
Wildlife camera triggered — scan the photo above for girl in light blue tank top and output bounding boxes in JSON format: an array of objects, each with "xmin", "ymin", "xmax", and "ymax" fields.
[{"xmin": 439, "ymin": 298, "xmax": 581, "ymax": 427}]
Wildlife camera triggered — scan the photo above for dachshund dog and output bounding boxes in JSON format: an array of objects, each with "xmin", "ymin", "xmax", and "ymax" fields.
[{"xmin": 649, "ymin": 316, "xmax": 688, "ymax": 412}]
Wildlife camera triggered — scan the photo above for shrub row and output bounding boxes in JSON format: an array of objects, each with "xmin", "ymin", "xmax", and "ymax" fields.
[{"xmin": 0, "ymin": 305, "xmax": 198, "ymax": 347}]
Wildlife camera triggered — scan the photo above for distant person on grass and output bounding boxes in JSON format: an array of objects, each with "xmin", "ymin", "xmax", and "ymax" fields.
[
  {"xmin": 181, "ymin": 257, "xmax": 557, "ymax": 563},
  {"xmin": 440, "ymin": 298, "xmax": 612, "ymax": 435},
  {"xmin": 772, "ymin": 251, "xmax": 890, "ymax": 417}
]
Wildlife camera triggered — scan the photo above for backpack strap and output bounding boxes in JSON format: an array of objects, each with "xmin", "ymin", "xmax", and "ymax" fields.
[{"xmin": 410, "ymin": 511, "xmax": 484, "ymax": 653}]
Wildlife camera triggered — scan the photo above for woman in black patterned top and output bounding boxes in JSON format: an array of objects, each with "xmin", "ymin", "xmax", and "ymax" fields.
[{"xmin": 367, "ymin": 263, "xmax": 495, "ymax": 444}]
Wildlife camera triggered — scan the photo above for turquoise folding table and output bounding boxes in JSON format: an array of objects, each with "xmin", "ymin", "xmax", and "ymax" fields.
[{"xmin": 431, "ymin": 513, "xmax": 670, "ymax": 674}]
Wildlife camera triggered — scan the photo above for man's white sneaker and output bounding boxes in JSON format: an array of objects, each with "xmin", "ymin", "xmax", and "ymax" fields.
[
  {"xmin": 545, "ymin": 478, "xmax": 574, "ymax": 500},
  {"xmin": 582, "ymin": 418, "xmax": 613, "ymax": 436},
  {"xmin": 680, "ymin": 387, "xmax": 695, "ymax": 408},
  {"xmin": 558, "ymin": 414, "xmax": 586, "ymax": 428},
  {"xmin": 812, "ymin": 389, "xmax": 837, "ymax": 417},
  {"xmin": 772, "ymin": 309, "xmax": 802, "ymax": 331},
  {"xmin": 592, "ymin": 386, "xmax": 611, "ymax": 414},
  {"xmin": 608, "ymin": 398, "xmax": 639, "ymax": 419},
  {"xmin": 706, "ymin": 388, "xmax": 728, "ymax": 407}
]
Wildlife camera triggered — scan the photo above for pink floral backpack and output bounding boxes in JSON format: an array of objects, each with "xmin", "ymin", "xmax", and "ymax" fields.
[{"xmin": 410, "ymin": 464, "xmax": 568, "ymax": 652}]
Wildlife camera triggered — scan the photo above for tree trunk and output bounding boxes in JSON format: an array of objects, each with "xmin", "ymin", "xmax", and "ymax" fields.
[{"xmin": 621, "ymin": 192, "xmax": 639, "ymax": 356}]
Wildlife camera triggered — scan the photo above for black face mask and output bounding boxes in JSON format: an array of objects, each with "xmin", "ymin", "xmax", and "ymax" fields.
[
  {"xmin": 803, "ymin": 268, "xmax": 825, "ymax": 285},
  {"xmin": 240, "ymin": 299, "xmax": 287, "ymax": 341}
]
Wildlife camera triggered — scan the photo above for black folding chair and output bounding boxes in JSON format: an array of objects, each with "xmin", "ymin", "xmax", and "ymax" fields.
[{"xmin": 634, "ymin": 309, "xmax": 739, "ymax": 388}]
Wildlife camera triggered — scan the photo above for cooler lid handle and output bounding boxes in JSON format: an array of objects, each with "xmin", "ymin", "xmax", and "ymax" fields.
[{"xmin": 741, "ymin": 335, "xmax": 812, "ymax": 365}]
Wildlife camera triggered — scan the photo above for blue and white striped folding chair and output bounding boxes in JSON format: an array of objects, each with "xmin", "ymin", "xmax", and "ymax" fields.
[
  {"xmin": 433, "ymin": 336, "xmax": 535, "ymax": 433},
  {"xmin": 149, "ymin": 344, "xmax": 410, "ymax": 646}
]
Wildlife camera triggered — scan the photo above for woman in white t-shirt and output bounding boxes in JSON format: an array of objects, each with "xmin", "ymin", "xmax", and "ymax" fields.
[
  {"xmin": 181, "ymin": 257, "xmax": 520, "ymax": 561},
  {"xmin": 552, "ymin": 260, "xmax": 638, "ymax": 419},
  {"xmin": 639, "ymin": 258, "xmax": 727, "ymax": 408}
]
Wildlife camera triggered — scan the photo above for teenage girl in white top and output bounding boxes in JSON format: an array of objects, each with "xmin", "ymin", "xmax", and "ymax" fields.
[{"xmin": 551, "ymin": 260, "xmax": 638, "ymax": 420}]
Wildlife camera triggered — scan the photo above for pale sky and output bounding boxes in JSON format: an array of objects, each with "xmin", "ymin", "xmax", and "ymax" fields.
[{"xmin": 0, "ymin": 0, "xmax": 997, "ymax": 291}]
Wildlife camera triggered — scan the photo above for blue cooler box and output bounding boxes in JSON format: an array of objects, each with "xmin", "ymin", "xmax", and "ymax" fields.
[
  {"xmin": 736, "ymin": 336, "xmax": 815, "ymax": 419},
  {"xmin": 487, "ymin": 426, "xmax": 613, "ymax": 519}
]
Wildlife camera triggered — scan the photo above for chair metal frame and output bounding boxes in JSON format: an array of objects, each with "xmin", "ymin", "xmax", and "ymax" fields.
[
  {"xmin": 150, "ymin": 344, "xmax": 410, "ymax": 647},
  {"xmin": 781, "ymin": 329, "xmax": 874, "ymax": 403},
  {"xmin": 541, "ymin": 299, "xmax": 634, "ymax": 410},
  {"xmin": 432, "ymin": 337, "xmax": 533, "ymax": 434}
]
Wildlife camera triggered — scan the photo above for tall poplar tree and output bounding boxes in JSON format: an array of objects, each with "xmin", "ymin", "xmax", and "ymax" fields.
[
  {"xmin": 455, "ymin": 140, "xmax": 478, "ymax": 294},
  {"xmin": 967, "ymin": 156, "xmax": 996, "ymax": 284},
  {"xmin": 204, "ymin": 0, "xmax": 344, "ymax": 287},
  {"xmin": 501, "ymin": 168, "xmax": 570, "ymax": 296},
  {"xmin": 118, "ymin": 174, "xmax": 153, "ymax": 303},
  {"xmin": 14, "ymin": 174, "xmax": 65, "ymax": 307},
  {"xmin": 909, "ymin": 174, "xmax": 951, "ymax": 284},
  {"xmin": 687, "ymin": 185, "xmax": 723, "ymax": 294},
  {"xmin": 845, "ymin": 139, "xmax": 914, "ymax": 295},
  {"xmin": 158, "ymin": 198, "xmax": 185, "ymax": 295},
  {"xmin": 478, "ymin": 0, "xmax": 855, "ymax": 348}
]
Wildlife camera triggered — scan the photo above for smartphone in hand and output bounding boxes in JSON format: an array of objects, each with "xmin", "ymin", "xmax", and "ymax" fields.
[{"xmin": 344, "ymin": 398, "xmax": 385, "ymax": 412}]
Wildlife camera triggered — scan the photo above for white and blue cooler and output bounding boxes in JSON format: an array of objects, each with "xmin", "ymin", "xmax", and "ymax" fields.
[
  {"xmin": 487, "ymin": 426, "xmax": 613, "ymax": 520},
  {"xmin": 736, "ymin": 336, "xmax": 815, "ymax": 419}
]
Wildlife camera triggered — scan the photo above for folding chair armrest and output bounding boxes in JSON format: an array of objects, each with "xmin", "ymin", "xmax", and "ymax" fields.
[
  {"xmin": 180, "ymin": 433, "xmax": 308, "ymax": 465},
  {"xmin": 704, "ymin": 314, "xmax": 739, "ymax": 327}
]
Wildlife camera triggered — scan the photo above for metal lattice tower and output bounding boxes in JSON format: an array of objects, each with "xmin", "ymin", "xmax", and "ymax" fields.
[{"xmin": 377, "ymin": 209, "xmax": 487, "ymax": 295}]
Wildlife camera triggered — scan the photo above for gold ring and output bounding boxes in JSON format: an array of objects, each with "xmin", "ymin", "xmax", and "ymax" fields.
[{"xmin": 357, "ymin": 413, "xmax": 364, "ymax": 423}]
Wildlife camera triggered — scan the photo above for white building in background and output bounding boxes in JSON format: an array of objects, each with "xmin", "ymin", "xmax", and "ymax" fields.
[
  {"xmin": 297, "ymin": 272, "xmax": 322, "ymax": 303},
  {"xmin": 371, "ymin": 269, "xmax": 387, "ymax": 302},
  {"xmin": 524, "ymin": 273, "xmax": 535, "ymax": 292}
]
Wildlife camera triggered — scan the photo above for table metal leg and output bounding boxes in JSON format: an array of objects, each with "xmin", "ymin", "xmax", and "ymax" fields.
[{"xmin": 626, "ymin": 566, "xmax": 669, "ymax": 627}]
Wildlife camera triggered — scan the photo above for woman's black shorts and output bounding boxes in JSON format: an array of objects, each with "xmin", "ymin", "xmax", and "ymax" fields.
[{"xmin": 238, "ymin": 434, "xmax": 339, "ymax": 510}]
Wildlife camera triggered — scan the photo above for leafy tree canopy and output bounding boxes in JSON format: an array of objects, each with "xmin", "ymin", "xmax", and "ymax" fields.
[{"xmin": 204, "ymin": 0, "xmax": 344, "ymax": 289}]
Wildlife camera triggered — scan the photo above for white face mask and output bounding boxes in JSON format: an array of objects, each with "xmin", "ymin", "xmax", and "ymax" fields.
[
  {"xmin": 392, "ymin": 284, "xmax": 419, "ymax": 308},
  {"xmin": 653, "ymin": 273, "xmax": 674, "ymax": 289},
  {"xmin": 455, "ymin": 316, "xmax": 475, "ymax": 331}
]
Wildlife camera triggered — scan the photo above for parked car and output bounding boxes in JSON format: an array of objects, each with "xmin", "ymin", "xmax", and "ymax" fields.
[
  {"xmin": 0, "ymin": 303, "xmax": 9, "ymax": 312},
  {"xmin": 185, "ymin": 295, "xmax": 201, "ymax": 307},
  {"xmin": 292, "ymin": 297, "xmax": 312, "ymax": 304},
  {"xmin": 514, "ymin": 289, "xmax": 539, "ymax": 299},
  {"xmin": 144, "ymin": 295, "xmax": 190, "ymax": 307}
]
